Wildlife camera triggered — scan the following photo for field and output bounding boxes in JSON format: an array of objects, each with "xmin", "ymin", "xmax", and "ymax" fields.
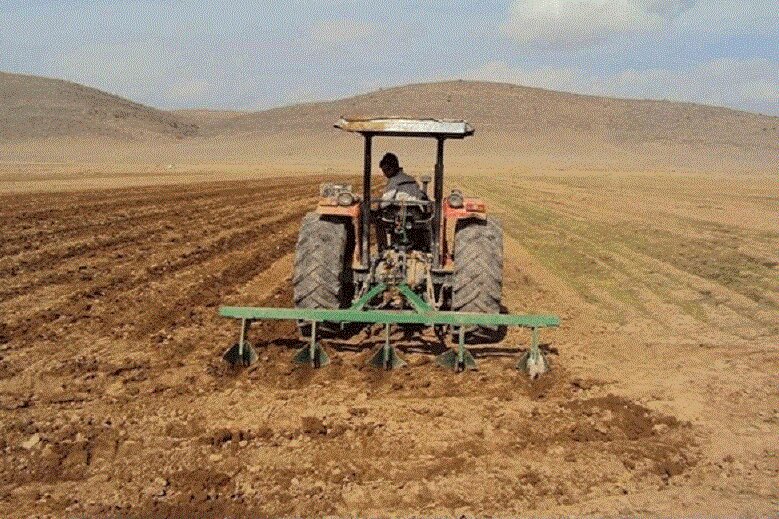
[{"xmin": 0, "ymin": 169, "xmax": 776, "ymax": 517}]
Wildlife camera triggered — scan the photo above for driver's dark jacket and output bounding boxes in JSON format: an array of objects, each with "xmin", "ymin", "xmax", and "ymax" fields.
[{"xmin": 382, "ymin": 169, "xmax": 425, "ymax": 201}]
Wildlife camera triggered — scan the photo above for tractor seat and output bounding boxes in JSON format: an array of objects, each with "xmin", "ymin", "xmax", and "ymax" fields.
[{"xmin": 378, "ymin": 200, "xmax": 433, "ymax": 226}]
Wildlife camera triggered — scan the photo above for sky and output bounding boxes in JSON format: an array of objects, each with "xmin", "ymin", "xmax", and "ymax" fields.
[{"xmin": 1, "ymin": 0, "xmax": 777, "ymax": 115}]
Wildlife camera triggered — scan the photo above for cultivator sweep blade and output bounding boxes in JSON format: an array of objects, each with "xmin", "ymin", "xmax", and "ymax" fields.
[
  {"xmin": 368, "ymin": 324, "xmax": 407, "ymax": 370},
  {"xmin": 222, "ymin": 341, "xmax": 258, "ymax": 366},
  {"xmin": 517, "ymin": 327, "xmax": 549, "ymax": 379},
  {"xmin": 220, "ymin": 283, "xmax": 559, "ymax": 376},
  {"xmin": 435, "ymin": 348, "xmax": 477, "ymax": 371},
  {"xmin": 436, "ymin": 326, "xmax": 478, "ymax": 372},
  {"xmin": 222, "ymin": 318, "xmax": 258, "ymax": 366},
  {"xmin": 292, "ymin": 342, "xmax": 330, "ymax": 368},
  {"xmin": 292, "ymin": 322, "xmax": 331, "ymax": 368}
]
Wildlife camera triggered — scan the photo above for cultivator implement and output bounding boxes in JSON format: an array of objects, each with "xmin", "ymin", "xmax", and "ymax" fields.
[
  {"xmin": 220, "ymin": 117, "xmax": 562, "ymax": 377},
  {"xmin": 220, "ymin": 283, "xmax": 559, "ymax": 376}
]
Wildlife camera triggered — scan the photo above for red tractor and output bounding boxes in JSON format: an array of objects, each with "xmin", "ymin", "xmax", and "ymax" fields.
[{"xmin": 293, "ymin": 117, "xmax": 504, "ymax": 344}]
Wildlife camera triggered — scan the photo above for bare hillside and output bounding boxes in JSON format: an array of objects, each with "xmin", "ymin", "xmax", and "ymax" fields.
[
  {"xmin": 1, "ymin": 73, "xmax": 776, "ymax": 170},
  {"xmin": 204, "ymin": 80, "xmax": 777, "ymax": 151},
  {"xmin": 199, "ymin": 81, "xmax": 778, "ymax": 170},
  {"xmin": 0, "ymin": 72, "xmax": 197, "ymax": 141}
]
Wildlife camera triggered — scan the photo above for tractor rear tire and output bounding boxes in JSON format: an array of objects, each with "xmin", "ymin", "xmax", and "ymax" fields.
[
  {"xmin": 452, "ymin": 217, "xmax": 506, "ymax": 343},
  {"xmin": 293, "ymin": 212, "xmax": 355, "ymax": 338}
]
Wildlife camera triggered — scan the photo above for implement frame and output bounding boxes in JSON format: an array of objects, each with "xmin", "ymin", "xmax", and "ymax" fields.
[{"xmin": 220, "ymin": 283, "xmax": 560, "ymax": 372}]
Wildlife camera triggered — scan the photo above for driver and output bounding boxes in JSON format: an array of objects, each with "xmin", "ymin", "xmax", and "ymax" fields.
[
  {"xmin": 376, "ymin": 152, "xmax": 429, "ymax": 252},
  {"xmin": 379, "ymin": 153, "xmax": 425, "ymax": 201}
]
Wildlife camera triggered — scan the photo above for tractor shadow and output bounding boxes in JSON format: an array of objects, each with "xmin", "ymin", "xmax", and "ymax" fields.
[
  {"xmin": 326, "ymin": 326, "xmax": 451, "ymax": 356},
  {"xmin": 268, "ymin": 325, "xmax": 558, "ymax": 361},
  {"xmin": 262, "ymin": 300, "xmax": 559, "ymax": 363},
  {"xmin": 470, "ymin": 342, "xmax": 558, "ymax": 358}
]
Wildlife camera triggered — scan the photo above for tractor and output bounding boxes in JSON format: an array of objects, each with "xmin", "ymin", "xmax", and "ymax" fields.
[
  {"xmin": 295, "ymin": 117, "xmax": 502, "ymax": 343},
  {"xmin": 220, "ymin": 118, "xmax": 559, "ymax": 376}
]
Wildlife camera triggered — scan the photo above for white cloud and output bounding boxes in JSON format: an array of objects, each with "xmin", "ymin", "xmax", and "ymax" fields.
[
  {"xmin": 501, "ymin": 0, "xmax": 778, "ymax": 48},
  {"xmin": 462, "ymin": 58, "xmax": 779, "ymax": 114},
  {"xmin": 595, "ymin": 59, "xmax": 779, "ymax": 111},
  {"xmin": 461, "ymin": 60, "xmax": 584, "ymax": 91},
  {"xmin": 672, "ymin": 0, "xmax": 779, "ymax": 36},
  {"xmin": 51, "ymin": 42, "xmax": 177, "ymax": 100},
  {"xmin": 308, "ymin": 19, "xmax": 377, "ymax": 46},
  {"xmin": 502, "ymin": 0, "xmax": 693, "ymax": 47}
]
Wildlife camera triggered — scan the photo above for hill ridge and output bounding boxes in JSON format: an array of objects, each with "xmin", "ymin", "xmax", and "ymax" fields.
[
  {"xmin": 0, "ymin": 71, "xmax": 197, "ymax": 141},
  {"xmin": 1, "ymin": 71, "xmax": 776, "ymax": 171}
]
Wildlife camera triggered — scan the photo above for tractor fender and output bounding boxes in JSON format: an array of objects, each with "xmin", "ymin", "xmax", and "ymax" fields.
[
  {"xmin": 441, "ymin": 197, "xmax": 487, "ymax": 268},
  {"xmin": 315, "ymin": 202, "xmax": 361, "ymax": 265},
  {"xmin": 444, "ymin": 197, "xmax": 487, "ymax": 222},
  {"xmin": 316, "ymin": 201, "xmax": 361, "ymax": 218}
]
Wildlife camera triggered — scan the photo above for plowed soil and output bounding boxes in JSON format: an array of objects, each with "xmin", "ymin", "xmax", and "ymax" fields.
[{"xmin": 0, "ymin": 173, "xmax": 776, "ymax": 517}]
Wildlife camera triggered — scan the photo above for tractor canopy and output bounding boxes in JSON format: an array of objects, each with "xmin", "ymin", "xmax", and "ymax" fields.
[
  {"xmin": 334, "ymin": 116, "xmax": 475, "ymax": 271},
  {"xmin": 335, "ymin": 117, "xmax": 474, "ymax": 139}
]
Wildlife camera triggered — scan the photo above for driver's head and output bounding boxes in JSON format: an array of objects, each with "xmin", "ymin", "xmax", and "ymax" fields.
[{"xmin": 379, "ymin": 153, "xmax": 400, "ymax": 178}]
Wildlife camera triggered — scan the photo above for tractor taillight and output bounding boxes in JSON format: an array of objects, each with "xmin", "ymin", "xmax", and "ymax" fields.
[
  {"xmin": 448, "ymin": 191, "xmax": 464, "ymax": 208},
  {"xmin": 337, "ymin": 191, "xmax": 355, "ymax": 206}
]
